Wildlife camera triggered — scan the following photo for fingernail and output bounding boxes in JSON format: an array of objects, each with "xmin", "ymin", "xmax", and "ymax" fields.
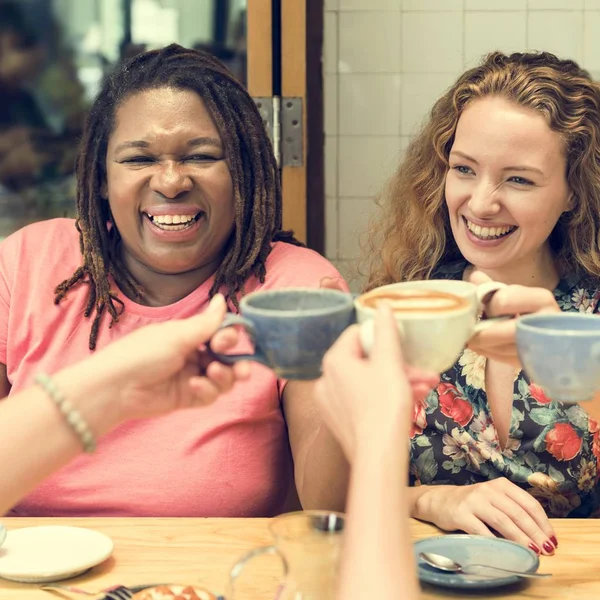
[
  {"xmin": 550, "ymin": 535, "xmax": 558, "ymax": 548},
  {"xmin": 528, "ymin": 543, "xmax": 540, "ymax": 555},
  {"xmin": 543, "ymin": 541, "xmax": 554, "ymax": 554}
]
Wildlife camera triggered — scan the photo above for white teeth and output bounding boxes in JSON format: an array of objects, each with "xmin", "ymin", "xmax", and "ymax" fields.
[
  {"xmin": 465, "ymin": 219, "xmax": 515, "ymax": 239},
  {"xmin": 150, "ymin": 214, "xmax": 195, "ymax": 225}
]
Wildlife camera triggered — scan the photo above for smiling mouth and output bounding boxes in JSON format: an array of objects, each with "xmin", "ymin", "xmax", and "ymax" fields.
[
  {"xmin": 143, "ymin": 212, "xmax": 204, "ymax": 232},
  {"xmin": 463, "ymin": 217, "xmax": 518, "ymax": 241}
]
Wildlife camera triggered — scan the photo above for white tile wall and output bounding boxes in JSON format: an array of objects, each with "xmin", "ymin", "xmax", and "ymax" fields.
[
  {"xmin": 401, "ymin": 72, "xmax": 457, "ymax": 135},
  {"xmin": 338, "ymin": 74, "xmax": 402, "ymax": 135},
  {"xmin": 527, "ymin": 11, "xmax": 584, "ymax": 63},
  {"xmin": 402, "ymin": 12, "xmax": 464, "ymax": 73},
  {"xmin": 464, "ymin": 11, "xmax": 527, "ymax": 68},
  {"xmin": 322, "ymin": 0, "xmax": 600, "ymax": 288},
  {"xmin": 338, "ymin": 198, "xmax": 380, "ymax": 260},
  {"xmin": 465, "ymin": 0, "xmax": 525, "ymax": 9},
  {"xmin": 338, "ymin": 12, "xmax": 401, "ymax": 73},
  {"xmin": 338, "ymin": 136, "xmax": 402, "ymax": 198}
]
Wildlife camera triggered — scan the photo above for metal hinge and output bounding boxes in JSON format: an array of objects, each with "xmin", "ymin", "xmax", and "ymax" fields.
[{"xmin": 253, "ymin": 96, "xmax": 303, "ymax": 167}]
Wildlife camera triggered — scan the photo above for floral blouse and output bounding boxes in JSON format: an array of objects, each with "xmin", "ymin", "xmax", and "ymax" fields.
[{"xmin": 409, "ymin": 262, "xmax": 600, "ymax": 518}]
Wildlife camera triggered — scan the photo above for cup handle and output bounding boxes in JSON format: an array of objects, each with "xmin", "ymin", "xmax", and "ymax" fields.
[
  {"xmin": 228, "ymin": 545, "xmax": 288, "ymax": 600},
  {"xmin": 205, "ymin": 314, "xmax": 271, "ymax": 368},
  {"xmin": 468, "ymin": 281, "xmax": 512, "ymax": 335}
]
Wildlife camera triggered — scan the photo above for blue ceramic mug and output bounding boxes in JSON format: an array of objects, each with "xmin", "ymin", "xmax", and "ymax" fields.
[
  {"xmin": 207, "ymin": 288, "xmax": 355, "ymax": 380},
  {"xmin": 516, "ymin": 313, "xmax": 600, "ymax": 402}
]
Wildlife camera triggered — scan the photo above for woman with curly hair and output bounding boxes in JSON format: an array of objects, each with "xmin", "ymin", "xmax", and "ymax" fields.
[{"xmin": 365, "ymin": 51, "xmax": 600, "ymax": 556}]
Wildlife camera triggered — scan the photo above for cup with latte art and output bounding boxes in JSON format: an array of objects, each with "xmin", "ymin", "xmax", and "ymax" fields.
[{"xmin": 355, "ymin": 279, "xmax": 505, "ymax": 373}]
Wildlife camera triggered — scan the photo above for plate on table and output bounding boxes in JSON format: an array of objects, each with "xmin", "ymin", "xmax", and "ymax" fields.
[
  {"xmin": 0, "ymin": 526, "xmax": 113, "ymax": 583},
  {"xmin": 414, "ymin": 534, "xmax": 540, "ymax": 589}
]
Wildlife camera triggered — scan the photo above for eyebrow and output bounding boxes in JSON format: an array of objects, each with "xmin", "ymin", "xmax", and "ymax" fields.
[
  {"xmin": 449, "ymin": 150, "xmax": 545, "ymax": 175},
  {"xmin": 114, "ymin": 136, "xmax": 223, "ymax": 153}
]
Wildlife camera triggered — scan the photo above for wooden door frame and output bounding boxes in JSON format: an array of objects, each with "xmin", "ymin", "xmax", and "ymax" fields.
[{"xmin": 247, "ymin": 0, "xmax": 324, "ymax": 253}]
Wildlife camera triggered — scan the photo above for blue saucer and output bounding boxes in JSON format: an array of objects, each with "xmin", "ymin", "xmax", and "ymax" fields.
[{"xmin": 414, "ymin": 535, "xmax": 540, "ymax": 589}]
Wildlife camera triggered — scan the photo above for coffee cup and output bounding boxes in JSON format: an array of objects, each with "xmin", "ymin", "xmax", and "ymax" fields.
[
  {"xmin": 516, "ymin": 313, "xmax": 600, "ymax": 402},
  {"xmin": 355, "ymin": 279, "xmax": 505, "ymax": 373},
  {"xmin": 206, "ymin": 288, "xmax": 355, "ymax": 380}
]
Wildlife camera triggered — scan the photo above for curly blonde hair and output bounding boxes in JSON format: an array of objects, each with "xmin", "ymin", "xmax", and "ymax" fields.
[{"xmin": 364, "ymin": 51, "xmax": 600, "ymax": 291}]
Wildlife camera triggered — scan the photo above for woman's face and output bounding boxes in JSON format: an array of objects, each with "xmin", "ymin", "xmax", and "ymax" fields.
[
  {"xmin": 445, "ymin": 96, "xmax": 572, "ymax": 281},
  {"xmin": 105, "ymin": 87, "xmax": 235, "ymax": 277}
]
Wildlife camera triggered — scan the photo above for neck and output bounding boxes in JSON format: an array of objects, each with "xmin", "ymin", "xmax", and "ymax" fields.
[
  {"xmin": 120, "ymin": 253, "xmax": 223, "ymax": 307},
  {"xmin": 472, "ymin": 245, "xmax": 560, "ymax": 291}
]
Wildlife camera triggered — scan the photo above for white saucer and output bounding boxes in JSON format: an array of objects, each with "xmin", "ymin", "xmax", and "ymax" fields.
[{"xmin": 0, "ymin": 526, "xmax": 114, "ymax": 583}]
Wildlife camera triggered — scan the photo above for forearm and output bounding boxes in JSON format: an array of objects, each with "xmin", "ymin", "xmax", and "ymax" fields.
[
  {"xmin": 0, "ymin": 362, "xmax": 121, "ymax": 515},
  {"xmin": 339, "ymin": 437, "xmax": 419, "ymax": 600},
  {"xmin": 296, "ymin": 423, "xmax": 350, "ymax": 511}
]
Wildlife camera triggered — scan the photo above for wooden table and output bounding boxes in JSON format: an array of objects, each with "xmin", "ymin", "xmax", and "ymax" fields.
[{"xmin": 0, "ymin": 518, "xmax": 597, "ymax": 599}]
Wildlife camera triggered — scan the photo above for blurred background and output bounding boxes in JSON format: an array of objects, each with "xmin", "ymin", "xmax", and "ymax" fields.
[{"xmin": 0, "ymin": 0, "xmax": 247, "ymax": 238}]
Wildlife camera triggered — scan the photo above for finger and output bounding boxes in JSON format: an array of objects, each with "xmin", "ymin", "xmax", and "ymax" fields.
[
  {"xmin": 232, "ymin": 360, "xmax": 252, "ymax": 381},
  {"xmin": 504, "ymin": 483, "xmax": 556, "ymax": 542},
  {"xmin": 485, "ymin": 287, "xmax": 559, "ymax": 318},
  {"xmin": 205, "ymin": 361, "xmax": 236, "ymax": 394},
  {"xmin": 188, "ymin": 377, "xmax": 221, "ymax": 406},
  {"xmin": 467, "ymin": 270, "xmax": 493, "ymax": 286},
  {"xmin": 170, "ymin": 294, "xmax": 228, "ymax": 351},
  {"xmin": 471, "ymin": 503, "xmax": 541, "ymax": 550},
  {"xmin": 455, "ymin": 513, "xmax": 496, "ymax": 538},
  {"xmin": 405, "ymin": 365, "xmax": 439, "ymax": 389},
  {"xmin": 324, "ymin": 324, "xmax": 365, "ymax": 366},
  {"xmin": 371, "ymin": 304, "xmax": 404, "ymax": 364},
  {"xmin": 488, "ymin": 495, "xmax": 553, "ymax": 555},
  {"xmin": 209, "ymin": 328, "xmax": 239, "ymax": 353},
  {"xmin": 320, "ymin": 276, "xmax": 346, "ymax": 291},
  {"xmin": 411, "ymin": 383, "xmax": 435, "ymax": 405}
]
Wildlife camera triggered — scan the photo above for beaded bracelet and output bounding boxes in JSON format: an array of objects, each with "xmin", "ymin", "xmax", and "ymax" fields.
[{"xmin": 35, "ymin": 373, "xmax": 97, "ymax": 454}]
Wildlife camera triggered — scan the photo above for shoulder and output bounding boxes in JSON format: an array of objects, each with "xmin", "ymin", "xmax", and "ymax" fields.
[
  {"xmin": 253, "ymin": 242, "xmax": 348, "ymax": 291},
  {"xmin": 0, "ymin": 219, "xmax": 81, "ymax": 282},
  {"xmin": 555, "ymin": 272, "xmax": 600, "ymax": 313}
]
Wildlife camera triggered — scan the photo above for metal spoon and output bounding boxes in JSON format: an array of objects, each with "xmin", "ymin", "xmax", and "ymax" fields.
[{"xmin": 419, "ymin": 552, "xmax": 551, "ymax": 579}]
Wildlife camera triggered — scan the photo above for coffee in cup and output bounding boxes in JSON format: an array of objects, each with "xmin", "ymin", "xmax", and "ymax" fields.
[{"xmin": 355, "ymin": 279, "xmax": 505, "ymax": 373}]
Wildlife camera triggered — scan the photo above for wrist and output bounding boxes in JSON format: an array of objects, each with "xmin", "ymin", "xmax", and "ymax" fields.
[{"xmin": 52, "ymin": 360, "xmax": 125, "ymax": 438}]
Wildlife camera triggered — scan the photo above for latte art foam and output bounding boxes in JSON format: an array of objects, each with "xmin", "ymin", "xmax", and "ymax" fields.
[{"xmin": 358, "ymin": 289, "xmax": 469, "ymax": 313}]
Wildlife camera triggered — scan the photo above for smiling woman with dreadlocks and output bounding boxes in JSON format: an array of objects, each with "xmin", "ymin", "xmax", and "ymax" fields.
[{"xmin": 0, "ymin": 44, "xmax": 349, "ymax": 517}]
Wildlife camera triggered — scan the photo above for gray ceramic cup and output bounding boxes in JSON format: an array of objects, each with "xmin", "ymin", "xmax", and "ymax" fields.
[
  {"xmin": 516, "ymin": 313, "xmax": 600, "ymax": 402},
  {"xmin": 207, "ymin": 288, "xmax": 355, "ymax": 380}
]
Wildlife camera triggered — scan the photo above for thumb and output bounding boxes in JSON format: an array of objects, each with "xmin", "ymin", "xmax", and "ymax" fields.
[
  {"xmin": 320, "ymin": 276, "xmax": 346, "ymax": 291},
  {"xmin": 467, "ymin": 269, "xmax": 492, "ymax": 286},
  {"xmin": 171, "ymin": 294, "xmax": 228, "ymax": 350}
]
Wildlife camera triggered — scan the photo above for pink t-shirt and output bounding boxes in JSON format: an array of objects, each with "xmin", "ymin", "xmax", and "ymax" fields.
[{"xmin": 0, "ymin": 219, "xmax": 347, "ymax": 517}]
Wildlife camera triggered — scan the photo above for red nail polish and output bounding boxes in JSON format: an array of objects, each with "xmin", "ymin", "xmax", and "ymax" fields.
[
  {"xmin": 550, "ymin": 535, "xmax": 558, "ymax": 548},
  {"xmin": 543, "ymin": 541, "xmax": 554, "ymax": 554},
  {"xmin": 528, "ymin": 543, "xmax": 540, "ymax": 555}
]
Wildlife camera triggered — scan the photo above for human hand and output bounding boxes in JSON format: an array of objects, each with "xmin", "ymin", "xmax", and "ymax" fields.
[
  {"xmin": 467, "ymin": 271, "xmax": 560, "ymax": 367},
  {"xmin": 417, "ymin": 478, "xmax": 557, "ymax": 556},
  {"xmin": 315, "ymin": 305, "xmax": 439, "ymax": 461},
  {"xmin": 82, "ymin": 294, "xmax": 250, "ymax": 423}
]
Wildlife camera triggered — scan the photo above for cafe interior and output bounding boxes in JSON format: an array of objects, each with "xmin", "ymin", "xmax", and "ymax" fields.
[{"xmin": 2, "ymin": 0, "xmax": 600, "ymax": 598}]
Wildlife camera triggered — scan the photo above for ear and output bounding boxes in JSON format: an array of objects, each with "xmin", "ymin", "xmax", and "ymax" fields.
[{"xmin": 564, "ymin": 191, "xmax": 576, "ymax": 213}]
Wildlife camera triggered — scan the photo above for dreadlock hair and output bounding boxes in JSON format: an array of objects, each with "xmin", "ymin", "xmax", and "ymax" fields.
[{"xmin": 54, "ymin": 43, "xmax": 301, "ymax": 350}]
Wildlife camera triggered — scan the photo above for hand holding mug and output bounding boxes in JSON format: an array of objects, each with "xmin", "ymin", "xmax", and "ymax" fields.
[{"xmin": 467, "ymin": 270, "xmax": 560, "ymax": 367}]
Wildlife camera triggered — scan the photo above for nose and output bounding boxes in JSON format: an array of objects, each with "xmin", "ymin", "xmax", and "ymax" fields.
[
  {"xmin": 149, "ymin": 161, "xmax": 194, "ymax": 199},
  {"xmin": 468, "ymin": 180, "xmax": 502, "ymax": 217}
]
